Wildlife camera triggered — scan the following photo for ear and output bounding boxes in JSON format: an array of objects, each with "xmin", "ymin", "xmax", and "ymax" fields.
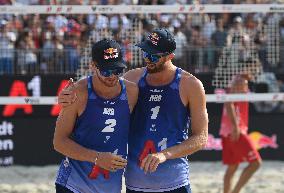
[
  {"xmin": 89, "ymin": 61, "xmax": 97, "ymax": 71},
  {"xmin": 167, "ymin": 53, "xmax": 175, "ymax": 61}
]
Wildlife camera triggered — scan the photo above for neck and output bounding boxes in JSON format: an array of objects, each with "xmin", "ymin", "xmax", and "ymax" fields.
[{"xmin": 92, "ymin": 75, "xmax": 121, "ymax": 99}]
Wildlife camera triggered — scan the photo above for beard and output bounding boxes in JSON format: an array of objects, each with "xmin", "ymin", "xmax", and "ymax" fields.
[
  {"xmin": 146, "ymin": 62, "xmax": 165, "ymax": 74},
  {"xmin": 103, "ymin": 79, "xmax": 119, "ymax": 87}
]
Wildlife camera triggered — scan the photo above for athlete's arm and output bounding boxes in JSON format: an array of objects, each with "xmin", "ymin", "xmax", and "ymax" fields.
[
  {"xmin": 53, "ymin": 81, "xmax": 98, "ymax": 163},
  {"xmin": 140, "ymin": 74, "xmax": 208, "ymax": 173},
  {"xmin": 163, "ymin": 75, "xmax": 208, "ymax": 157},
  {"xmin": 123, "ymin": 68, "xmax": 145, "ymax": 84}
]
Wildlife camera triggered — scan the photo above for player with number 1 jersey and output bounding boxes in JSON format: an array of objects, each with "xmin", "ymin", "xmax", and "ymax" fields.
[{"xmin": 125, "ymin": 68, "xmax": 190, "ymax": 191}]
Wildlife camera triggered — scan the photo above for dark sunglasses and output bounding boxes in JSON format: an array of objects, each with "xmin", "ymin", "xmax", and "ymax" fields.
[
  {"xmin": 98, "ymin": 68, "xmax": 124, "ymax": 77},
  {"xmin": 143, "ymin": 51, "xmax": 167, "ymax": 63}
]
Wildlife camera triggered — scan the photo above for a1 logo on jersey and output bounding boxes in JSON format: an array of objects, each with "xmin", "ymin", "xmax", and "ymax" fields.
[{"xmin": 103, "ymin": 108, "xmax": 114, "ymax": 115}]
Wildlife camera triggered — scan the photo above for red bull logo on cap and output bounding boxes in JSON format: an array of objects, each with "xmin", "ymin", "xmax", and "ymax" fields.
[
  {"xmin": 149, "ymin": 32, "xmax": 159, "ymax": 46},
  {"xmin": 104, "ymin": 47, "xmax": 118, "ymax": 60},
  {"xmin": 249, "ymin": 131, "xmax": 278, "ymax": 150}
]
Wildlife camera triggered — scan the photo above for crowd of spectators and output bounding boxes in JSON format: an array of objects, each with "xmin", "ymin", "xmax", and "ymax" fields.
[{"xmin": 0, "ymin": 0, "xmax": 283, "ymax": 75}]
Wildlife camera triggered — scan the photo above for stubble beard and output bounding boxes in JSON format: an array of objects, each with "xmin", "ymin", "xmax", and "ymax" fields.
[{"xmin": 146, "ymin": 62, "xmax": 165, "ymax": 74}]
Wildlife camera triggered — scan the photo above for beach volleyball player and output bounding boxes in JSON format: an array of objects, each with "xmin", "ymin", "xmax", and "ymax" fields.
[{"xmin": 53, "ymin": 39, "xmax": 138, "ymax": 193}]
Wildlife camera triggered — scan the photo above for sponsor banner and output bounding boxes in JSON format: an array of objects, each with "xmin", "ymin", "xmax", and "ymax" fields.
[
  {"xmin": 0, "ymin": 5, "xmax": 284, "ymax": 14},
  {"xmin": 0, "ymin": 118, "xmax": 62, "ymax": 166},
  {"xmin": 0, "ymin": 120, "xmax": 14, "ymax": 166},
  {"xmin": 0, "ymin": 75, "xmax": 69, "ymax": 117}
]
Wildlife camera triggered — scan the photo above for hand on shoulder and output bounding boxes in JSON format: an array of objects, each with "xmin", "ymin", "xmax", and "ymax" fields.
[{"xmin": 123, "ymin": 68, "xmax": 145, "ymax": 84}]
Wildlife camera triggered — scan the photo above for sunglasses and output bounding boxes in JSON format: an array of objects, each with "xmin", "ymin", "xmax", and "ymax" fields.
[
  {"xmin": 143, "ymin": 51, "xmax": 167, "ymax": 63},
  {"xmin": 98, "ymin": 68, "xmax": 124, "ymax": 77}
]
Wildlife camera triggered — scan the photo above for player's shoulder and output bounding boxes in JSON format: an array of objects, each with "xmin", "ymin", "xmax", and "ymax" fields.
[
  {"xmin": 180, "ymin": 70, "xmax": 205, "ymax": 92},
  {"xmin": 123, "ymin": 67, "xmax": 146, "ymax": 84}
]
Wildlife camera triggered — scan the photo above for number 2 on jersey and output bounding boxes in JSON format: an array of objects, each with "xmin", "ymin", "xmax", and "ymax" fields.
[
  {"xmin": 102, "ymin": 119, "xmax": 116, "ymax": 132},
  {"xmin": 150, "ymin": 106, "xmax": 160, "ymax": 119}
]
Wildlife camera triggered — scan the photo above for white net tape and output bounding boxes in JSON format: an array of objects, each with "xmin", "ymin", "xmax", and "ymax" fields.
[
  {"xmin": 0, "ymin": 93, "xmax": 283, "ymax": 105},
  {"xmin": 0, "ymin": 5, "xmax": 284, "ymax": 14}
]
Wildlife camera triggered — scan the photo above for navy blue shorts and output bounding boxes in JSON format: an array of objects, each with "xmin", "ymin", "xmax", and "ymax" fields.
[{"xmin": 56, "ymin": 183, "xmax": 74, "ymax": 193}]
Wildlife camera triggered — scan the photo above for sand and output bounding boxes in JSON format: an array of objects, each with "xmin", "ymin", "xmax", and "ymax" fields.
[{"xmin": 0, "ymin": 161, "xmax": 283, "ymax": 193}]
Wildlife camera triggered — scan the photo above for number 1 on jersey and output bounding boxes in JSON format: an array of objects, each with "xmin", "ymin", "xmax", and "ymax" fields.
[{"xmin": 150, "ymin": 106, "xmax": 160, "ymax": 119}]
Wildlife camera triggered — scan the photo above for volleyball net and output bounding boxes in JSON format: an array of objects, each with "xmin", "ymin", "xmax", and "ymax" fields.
[
  {"xmin": 0, "ymin": 4, "xmax": 283, "ymax": 103},
  {"xmin": 0, "ymin": 93, "xmax": 284, "ymax": 105}
]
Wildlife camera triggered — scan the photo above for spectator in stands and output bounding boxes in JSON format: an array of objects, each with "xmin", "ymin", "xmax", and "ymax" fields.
[
  {"xmin": 27, "ymin": 15, "xmax": 42, "ymax": 49},
  {"xmin": 64, "ymin": 34, "xmax": 80, "ymax": 73},
  {"xmin": 202, "ymin": 14, "xmax": 216, "ymax": 69},
  {"xmin": 17, "ymin": 31, "xmax": 37, "ymax": 74},
  {"xmin": 159, "ymin": 14, "xmax": 171, "ymax": 29},
  {"xmin": 189, "ymin": 25, "xmax": 207, "ymax": 71},
  {"xmin": 212, "ymin": 17, "xmax": 227, "ymax": 45},
  {"xmin": 211, "ymin": 17, "xmax": 228, "ymax": 64},
  {"xmin": 42, "ymin": 32, "xmax": 55, "ymax": 73},
  {"xmin": 110, "ymin": 14, "xmax": 130, "ymax": 30},
  {"xmin": 172, "ymin": 19, "xmax": 188, "ymax": 69},
  {"xmin": 227, "ymin": 16, "xmax": 244, "ymax": 46},
  {"xmin": 0, "ymin": 0, "xmax": 13, "ymax": 5},
  {"xmin": 0, "ymin": 19, "xmax": 15, "ymax": 74}
]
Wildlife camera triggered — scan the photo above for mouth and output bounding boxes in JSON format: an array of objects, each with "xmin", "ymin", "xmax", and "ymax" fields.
[{"xmin": 104, "ymin": 78, "xmax": 119, "ymax": 87}]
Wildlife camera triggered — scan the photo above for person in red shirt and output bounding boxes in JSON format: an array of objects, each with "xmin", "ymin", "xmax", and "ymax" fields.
[
  {"xmin": 220, "ymin": 74, "xmax": 262, "ymax": 193},
  {"xmin": 0, "ymin": 0, "xmax": 12, "ymax": 5}
]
